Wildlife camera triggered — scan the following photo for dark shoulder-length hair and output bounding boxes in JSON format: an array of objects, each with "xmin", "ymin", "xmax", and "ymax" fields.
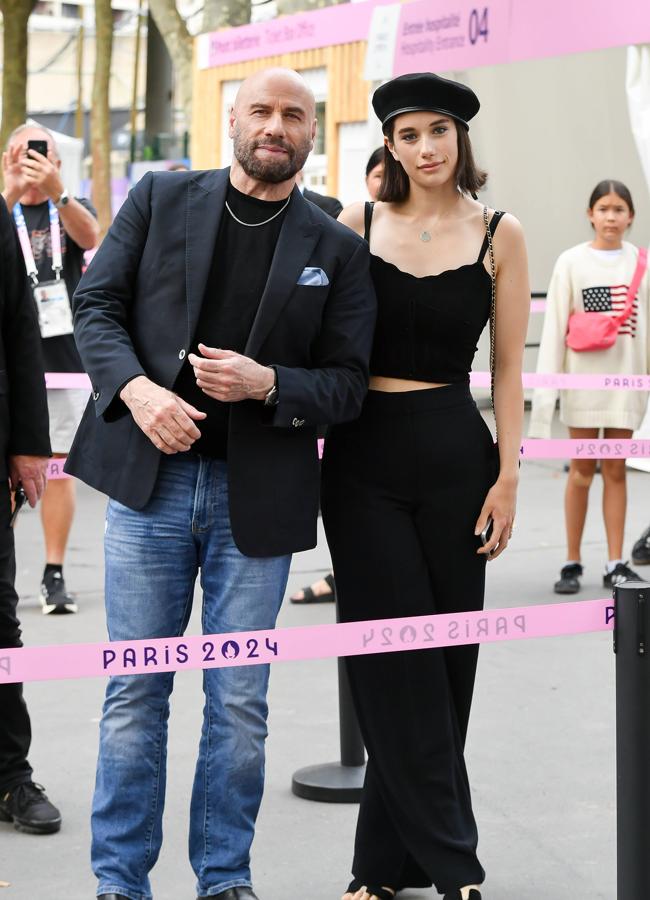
[{"xmin": 377, "ymin": 117, "xmax": 487, "ymax": 203}]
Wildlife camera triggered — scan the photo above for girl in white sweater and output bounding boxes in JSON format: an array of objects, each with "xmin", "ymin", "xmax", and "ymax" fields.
[{"xmin": 529, "ymin": 180, "xmax": 650, "ymax": 593}]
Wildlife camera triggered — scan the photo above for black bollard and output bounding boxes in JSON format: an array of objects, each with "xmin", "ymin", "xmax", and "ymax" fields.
[
  {"xmin": 292, "ymin": 605, "xmax": 366, "ymax": 802},
  {"xmin": 614, "ymin": 580, "xmax": 650, "ymax": 900}
]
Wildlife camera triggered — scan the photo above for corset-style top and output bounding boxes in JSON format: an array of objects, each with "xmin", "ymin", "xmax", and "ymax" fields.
[{"xmin": 365, "ymin": 202, "xmax": 504, "ymax": 383}]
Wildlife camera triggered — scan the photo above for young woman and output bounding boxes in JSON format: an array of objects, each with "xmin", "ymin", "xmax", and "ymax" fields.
[
  {"xmin": 530, "ymin": 181, "xmax": 649, "ymax": 593},
  {"xmin": 321, "ymin": 72, "xmax": 530, "ymax": 900}
]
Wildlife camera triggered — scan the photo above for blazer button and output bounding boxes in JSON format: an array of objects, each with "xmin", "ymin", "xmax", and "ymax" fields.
[
  {"xmin": 93, "ymin": 391, "xmax": 100, "ymax": 401},
  {"xmin": 292, "ymin": 417, "xmax": 305, "ymax": 428},
  {"xmin": 178, "ymin": 349, "xmax": 186, "ymax": 360}
]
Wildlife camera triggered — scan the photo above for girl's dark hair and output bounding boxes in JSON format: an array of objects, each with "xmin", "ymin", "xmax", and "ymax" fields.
[
  {"xmin": 365, "ymin": 147, "xmax": 384, "ymax": 177},
  {"xmin": 588, "ymin": 180, "xmax": 635, "ymax": 215},
  {"xmin": 376, "ymin": 119, "xmax": 487, "ymax": 203}
]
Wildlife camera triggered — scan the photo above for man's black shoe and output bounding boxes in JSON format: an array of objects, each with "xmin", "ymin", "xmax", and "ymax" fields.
[
  {"xmin": 554, "ymin": 563, "xmax": 583, "ymax": 594},
  {"xmin": 632, "ymin": 525, "xmax": 650, "ymax": 565},
  {"xmin": 198, "ymin": 888, "xmax": 259, "ymax": 900},
  {"xmin": 604, "ymin": 561, "xmax": 642, "ymax": 589},
  {"xmin": 0, "ymin": 781, "xmax": 61, "ymax": 834}
]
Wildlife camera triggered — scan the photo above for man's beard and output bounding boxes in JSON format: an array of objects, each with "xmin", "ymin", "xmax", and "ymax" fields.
[{"xmin": 233, "ymin": 126, "xmax": 311, "ymax": 184}]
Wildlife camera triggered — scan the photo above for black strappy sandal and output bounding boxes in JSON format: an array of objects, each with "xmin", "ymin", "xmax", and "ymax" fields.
[
  {"xmin": 443, "ymin": 890, "xmax": 482, "ymax": 900},
  {"xmin": 290, "ymin": 572, "xmax": 336, "ymax": 604},
  {"xmin": 345, "ymin": 880, "xmax": 396, "ymax": 899}
]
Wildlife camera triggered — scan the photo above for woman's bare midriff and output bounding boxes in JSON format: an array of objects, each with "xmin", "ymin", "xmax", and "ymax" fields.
[{"xmin": 369, "ymin": 376, "xmax": 451, "ymax": 392}]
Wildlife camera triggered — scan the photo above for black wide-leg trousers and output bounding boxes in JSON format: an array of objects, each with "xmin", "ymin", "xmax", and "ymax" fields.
[
  {"xmin": 321, "ymin": 384, "xmax": 497, "ymax": 894},
  {"xmin": 0, "ymin": 481, "xmax": 32, "ymax": 793}
]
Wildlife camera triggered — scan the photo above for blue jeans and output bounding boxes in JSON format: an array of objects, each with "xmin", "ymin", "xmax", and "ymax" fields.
[{"xmin": 92, "ymin": 455, "xmax": 291, "ymax": 900}]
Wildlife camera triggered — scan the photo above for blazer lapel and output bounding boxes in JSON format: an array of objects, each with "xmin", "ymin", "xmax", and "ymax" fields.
[
  {"xmin": 245, "ymin": 187, "xmax": 322, "ymax": 359},
  {"xmin": 185, "ymin": 169, "xmax": 229, "ymax": 341}
]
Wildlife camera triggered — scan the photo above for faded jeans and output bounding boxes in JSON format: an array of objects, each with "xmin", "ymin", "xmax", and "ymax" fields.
[{"xmin": 92, "ymin": 455, "xmax": 291, "ymax": 900}]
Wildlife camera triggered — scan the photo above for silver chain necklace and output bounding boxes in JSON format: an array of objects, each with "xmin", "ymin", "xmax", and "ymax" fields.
[{"xmin": 225, "ymin": 195, "xmax": 291, "ymax": 227}]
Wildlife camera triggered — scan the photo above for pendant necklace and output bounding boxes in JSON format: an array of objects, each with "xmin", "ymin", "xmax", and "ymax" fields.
[{"xmin": 419, "ymin": 230, "xmax": 432, "ymax": 242}]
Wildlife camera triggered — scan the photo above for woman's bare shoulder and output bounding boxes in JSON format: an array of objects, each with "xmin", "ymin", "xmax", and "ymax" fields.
[{"xmin": 338, "ymin": 200, "xmax": 367, "ymax": 237}]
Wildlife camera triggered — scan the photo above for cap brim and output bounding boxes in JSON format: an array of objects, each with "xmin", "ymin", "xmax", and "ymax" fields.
[{"xmin": 381, "ymin": 105, "xmax": 470, "ymax": 131}]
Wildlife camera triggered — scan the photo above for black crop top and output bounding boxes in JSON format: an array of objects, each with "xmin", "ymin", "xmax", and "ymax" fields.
[{"xmin": 365, "ymin": 202, "xmax": 504, "ymax": 383}]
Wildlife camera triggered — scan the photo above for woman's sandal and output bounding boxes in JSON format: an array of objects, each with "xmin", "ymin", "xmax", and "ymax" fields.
[
  {"xmin": 290, "ymin": 572, "xmax": 336, "ymax": 604},
  {"xmin": 345, "ymin": 880, "xmax": 395, "ymax": 899},
  {"xmin": 443, "ymin": 891, "xmax": 482, "ymax": 900}
]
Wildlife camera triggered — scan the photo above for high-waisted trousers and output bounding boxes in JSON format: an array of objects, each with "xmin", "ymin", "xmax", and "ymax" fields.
[{"xmin": 321, "ymin": 384, "xmax": 498, "ymax": 894}]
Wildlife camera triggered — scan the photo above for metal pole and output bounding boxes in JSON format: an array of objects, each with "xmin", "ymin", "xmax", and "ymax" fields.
[
  {"xmin": 615, "ymin": 580, "xmax": 650, "ymax": 900},
  {"xmin": 292, "ymin": 601, "xmax": 366, "ymax": 802}
]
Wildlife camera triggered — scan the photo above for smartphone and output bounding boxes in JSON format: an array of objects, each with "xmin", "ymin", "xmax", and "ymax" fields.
[
  {"xmin": 480, "ymin": 517, "xmax": 494, "ymax": 547},
  {"xmin": 27, "ymin": 139, "xmax": 48, "ymax": 158},
  {"xmin": 10, "ymin": 487, "xmax": 27, "ymax": 527}
]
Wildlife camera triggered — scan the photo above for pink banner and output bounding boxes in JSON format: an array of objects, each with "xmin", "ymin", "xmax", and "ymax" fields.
[
  {"xmin": 392, "ymin": 0, "xmax": 511, "ymax": 77},
  {"xmin": 198, "ymin": 0, "xmax": 384, "ymax": 69},
  {"xmin": 470, "ymin": 372, "xmax": 650, "ymax": 391},
  {"xmin": 0, "ymin": 597, "xmax": 613, "ymax": 685},
  {"xmin": 197, "ymin": 0, "xmax": 650, "ymax": 75},
  {"xmin": 521, "ymin": 439, "xmax": 650, "ymax": 460}
]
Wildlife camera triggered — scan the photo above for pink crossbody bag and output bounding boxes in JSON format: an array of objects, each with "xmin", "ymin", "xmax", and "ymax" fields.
[{"xmin": 565, "ymin": 247, "xmax": 648, "ymax": 352}]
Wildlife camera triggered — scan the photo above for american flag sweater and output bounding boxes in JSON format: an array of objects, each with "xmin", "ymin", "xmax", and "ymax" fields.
[{"xmin": 529, "ymin": 241, "xmax": 650, "ymax": 437}]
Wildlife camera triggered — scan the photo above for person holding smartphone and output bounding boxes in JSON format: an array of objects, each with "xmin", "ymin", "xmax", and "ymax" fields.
[
  {"xmin": 2, "ymin": 124, "xmax": 99, "ymax": 616},
  {"xmin": 321, "ymin": 73, "xmax": 529, "ymax": 900}
]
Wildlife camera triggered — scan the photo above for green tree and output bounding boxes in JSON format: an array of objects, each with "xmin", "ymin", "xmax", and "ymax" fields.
[
  {"xmin": 91, "ymin": 0, "xmax": 113, "ymax": 237},
  {"xmin": 0, "ymin": 0, "xmax": 38, "ymax": 159},
  {"xmin": 202, "ymin": 0, "xmax": 251, "ymax": 31}
]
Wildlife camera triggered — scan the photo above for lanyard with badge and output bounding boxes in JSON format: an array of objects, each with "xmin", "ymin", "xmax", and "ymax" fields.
[{"xmin": 13, "ymin": 200, "xmax": 74, "ymax": 339}]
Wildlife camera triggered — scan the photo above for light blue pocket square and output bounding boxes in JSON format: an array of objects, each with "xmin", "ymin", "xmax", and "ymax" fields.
[{"xmin": 297, "ymin": 267, "xmax": 329, "ymax": 287}]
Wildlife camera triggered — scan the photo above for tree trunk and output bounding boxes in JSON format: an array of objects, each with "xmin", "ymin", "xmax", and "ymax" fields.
[
  {"xmin": 91, "ymin": 0, "xmax": 113, "ymax": 238},
  {"xmin": 147, "ymin": 0, "xmax": 193, "ymax": 125},
  {"xmin": 0, "ymin": 0, "xmax": 37, "ymax": 164},
  {"xmin": 202, "ymin": 0, "xmax": 251, "ymax": 32}
]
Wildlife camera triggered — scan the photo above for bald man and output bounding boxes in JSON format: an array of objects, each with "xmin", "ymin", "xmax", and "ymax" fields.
[{"xmin": 67, "ymin": 68, "xmax": 376, "ymax": 900}]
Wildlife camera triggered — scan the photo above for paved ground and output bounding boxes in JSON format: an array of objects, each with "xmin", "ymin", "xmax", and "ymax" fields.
[{"xmin": 1, "ymin": 410, "xmax": 647, "ymax": 899}]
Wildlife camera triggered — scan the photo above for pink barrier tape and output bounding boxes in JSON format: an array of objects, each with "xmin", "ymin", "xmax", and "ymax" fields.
[
  {"xmin": 48, "ymin": 371, "xmax": 650, "ymax": 392},
  {"xmin": 0, "ymin": 598, "xmax": 614, "ymax": 685},
  {"xmin": 47, "ymin": 459, "xmax": 70, "ymax": 480},
  {"xmin": 521, "ymin": 439, "xmax": 650, "ymax": 459},
  {"xmin": 470, "ymin": 372, "xmax": 650, "ymax": 390},
  {"xmin": 530, "ymin": 300, "xmax": 546, "ymax": 313},
  {"xmin": 45, "ymin": 372, "xmax": 91, "ymax": 389},
  {"xmin": 319, "ymin": 439, "xmax": 650, "ymax": 461}
]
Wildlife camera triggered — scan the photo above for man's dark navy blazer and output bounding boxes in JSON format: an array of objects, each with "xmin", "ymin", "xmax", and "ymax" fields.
[{"xmin": 65, "ymin": 168, "xmax": 376, "ymax": 557}]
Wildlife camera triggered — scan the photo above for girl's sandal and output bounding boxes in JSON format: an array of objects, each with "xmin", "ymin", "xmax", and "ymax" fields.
[{"xmin": 345, "ymin": 880, "xmax": 396, "ymax": 899}]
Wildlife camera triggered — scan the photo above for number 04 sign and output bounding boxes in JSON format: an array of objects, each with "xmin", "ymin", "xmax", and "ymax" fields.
[{"xmin": 391, "ymin": 2, "xmax": 510, "ymax": 76}]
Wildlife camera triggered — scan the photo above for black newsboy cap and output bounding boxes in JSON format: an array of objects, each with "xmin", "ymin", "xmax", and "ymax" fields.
[{"xmin": 372, "ymin": 72, "xmax": 480, "ymax": 131}]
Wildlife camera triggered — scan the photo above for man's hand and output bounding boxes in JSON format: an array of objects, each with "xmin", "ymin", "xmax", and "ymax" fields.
[
  {"xmin": 21, "ymin": 148, "xmax": 64, "ymax": 203},
  {"xmin": 1, "ymin": 142, "xmax": 31, "ymax": 207},
  {"xmin": 189, "ymin": 345, "xmax": 275, "ymax": 403},
  {"xmin": 8, "ymin": 455, "xmax": 48, "ymax": 507},
  {"xmin": 120, "ymin": 375, "xmax": 207, "ymax": 454}
]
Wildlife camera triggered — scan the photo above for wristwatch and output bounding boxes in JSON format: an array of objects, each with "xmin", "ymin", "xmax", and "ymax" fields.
[
  {"xmin": 55, "ymin": 188, "xmax": 70, "ymax": 209},
  {"xmin": 264, "ymin": 369, "xmax": 279, "ymax": 407}
]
